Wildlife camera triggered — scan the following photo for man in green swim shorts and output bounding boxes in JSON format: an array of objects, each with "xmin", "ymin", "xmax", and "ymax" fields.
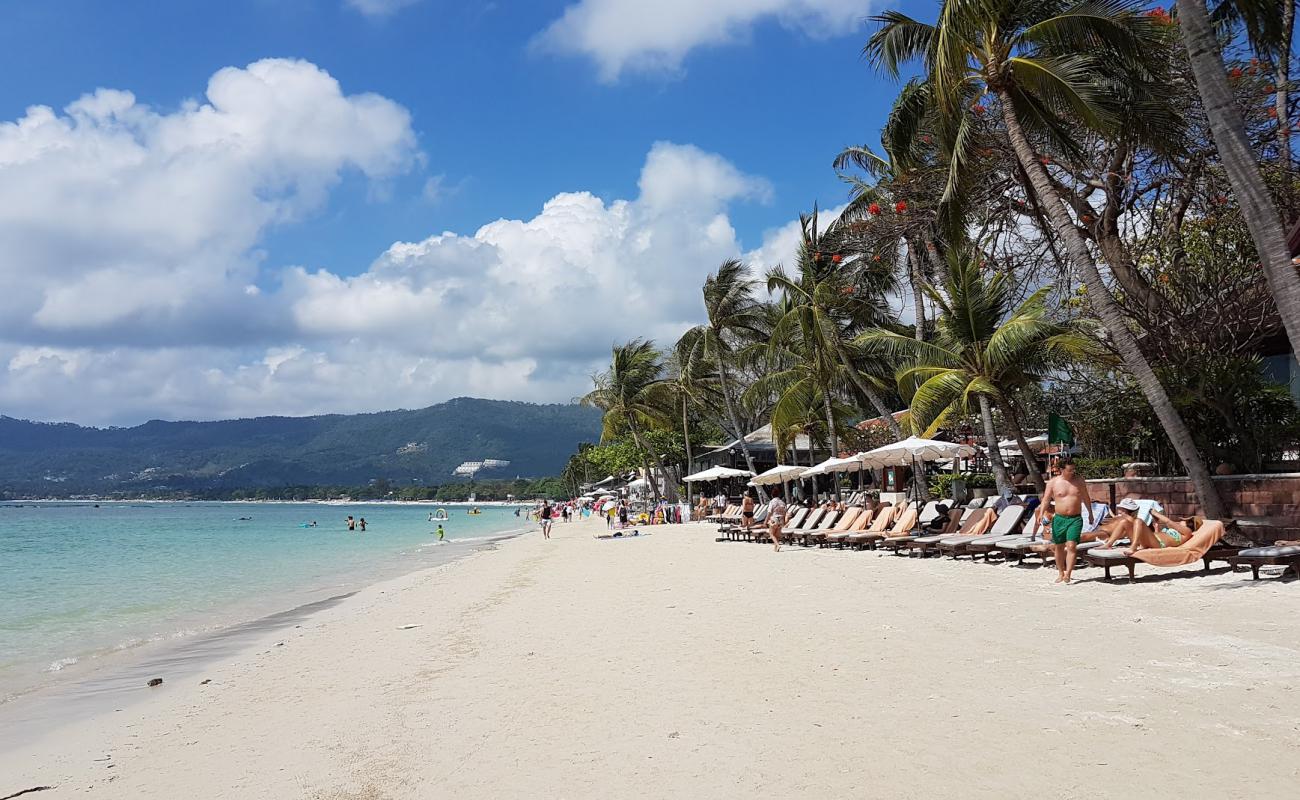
[{"xmin": 1036, "ymin": 458, "xmax": 1092, "ymax": 585}]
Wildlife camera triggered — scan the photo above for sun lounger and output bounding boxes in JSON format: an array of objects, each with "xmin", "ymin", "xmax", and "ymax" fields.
[
  {"xmin": 938, "ymin": 505, "xmax": 1028, "ymax": 558},
  {"xmin": 875, "ymin": 505, "xmax": 928, "ymax": 552},
  {"xmin": 796, "ymin": 508, "xmax": 843, "ymax": 545},
  {"xmin": 762, "ymin": 507, "xmax": 816, "ymax": 542},
  {"xmin": 899, "ymin": 507, "xmax": 997, "ymax": 556},
  {"xmin": 1085, "ymin": 521, "xmax": 1228, "ymax": 581},
  {"xmin": 803, "ymin": 507, "xmax": 863, "ymax": 546},
  {"xmin": 1227, "ymin": 545, "xmax": 1300, "ymax": 580},
  {"xmin": 844, "ymin": 503, "xmax": 897, "ymax": 549},
  {"xmin": 724, "ymin": 504, "xmax": 770, "ymax": 540},
  {"xmin": 821, "ymin": 507, "xmax": 876, "ymax": 547}
]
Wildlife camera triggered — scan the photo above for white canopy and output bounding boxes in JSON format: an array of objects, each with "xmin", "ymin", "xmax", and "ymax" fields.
[
  {"xmin": 683, "ymin": 465, "xmax": 755, "ymax": 483},
  {"xmin": 861, "ymin": 436, "xmax": 977, "ymax": 466},
  {"xmin": 997, "ymin": 434, "xmax": 1047, "ymax": 453},
  {"xmin": 747, "ymin": 464, "xmax": 808, "ymax": 486},
  {"xmin": 803, "ymin": 455, "xmax": 871, "ymax": 476}
]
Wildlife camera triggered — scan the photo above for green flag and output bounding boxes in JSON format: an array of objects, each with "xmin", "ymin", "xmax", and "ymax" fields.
[{"xmin": 1048, "ymin": 413, "xmax": 1074, "ymax": 446}]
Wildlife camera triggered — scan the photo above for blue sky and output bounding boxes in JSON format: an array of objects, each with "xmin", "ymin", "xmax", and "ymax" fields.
[{"xmin": 0, "ymin": 0, "xmax": 920, "ymax": 425}]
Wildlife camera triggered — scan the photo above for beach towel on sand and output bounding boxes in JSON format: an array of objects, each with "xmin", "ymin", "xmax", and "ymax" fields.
[{"xmin": 1131, "ymin": 521, "xmax": 1224, "ymax": 567}]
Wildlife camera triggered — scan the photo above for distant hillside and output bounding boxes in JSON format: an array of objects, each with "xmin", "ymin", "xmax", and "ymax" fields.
[{"xmin": 0, "ymin": 398, "xmax": 602, "ymax": 495}]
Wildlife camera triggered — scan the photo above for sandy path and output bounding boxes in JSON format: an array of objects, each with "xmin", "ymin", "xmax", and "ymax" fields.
[{"xmin": 3, "ymin": 517, "xmax": 1298, "ymax": 799}]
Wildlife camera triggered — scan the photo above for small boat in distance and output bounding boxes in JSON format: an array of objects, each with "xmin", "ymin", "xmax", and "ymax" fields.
[{"xmin": 467, "ymin": 507, "xmax": 482, "ymax": 516}]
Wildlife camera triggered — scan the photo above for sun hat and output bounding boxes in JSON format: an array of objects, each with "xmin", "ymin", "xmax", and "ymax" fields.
[{"xmin": 1117, "ymin": 497, "xmax": 1140, "ymax": 512}]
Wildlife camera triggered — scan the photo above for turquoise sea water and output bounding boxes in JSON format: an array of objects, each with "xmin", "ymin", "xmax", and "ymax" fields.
[{"xmin": 0, "ymin": 501, "xmax": 528, "ymax": 701}]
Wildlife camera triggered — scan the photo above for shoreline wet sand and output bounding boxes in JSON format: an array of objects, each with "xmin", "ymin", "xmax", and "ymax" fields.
[{"xmin": 3, "ymin": 515, "xmax": 1297, "ymax": 798}]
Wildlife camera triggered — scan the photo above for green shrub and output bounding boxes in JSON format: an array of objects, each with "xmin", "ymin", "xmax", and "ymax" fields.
[{"xmin": 928, "ymin": 472, "xmax": 995, "ymax": 499}]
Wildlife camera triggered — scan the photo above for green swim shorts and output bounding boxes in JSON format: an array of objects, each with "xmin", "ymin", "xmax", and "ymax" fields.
[{"xmin": 1051, "ymin": 514, "xmax": 1083, "ymax": 545}]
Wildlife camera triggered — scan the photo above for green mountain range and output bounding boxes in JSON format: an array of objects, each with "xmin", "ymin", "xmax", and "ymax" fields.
[{"xmin": 0, "ymin": 397, "xmax": 602, "ymax": 495}]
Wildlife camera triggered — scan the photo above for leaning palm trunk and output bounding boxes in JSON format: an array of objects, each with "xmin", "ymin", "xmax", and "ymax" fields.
[
  {"xmin": 833, "ymin": 341, "xmax": 904, "ymax": 439},
  {"xmin": 996, "ymin": 91, "xmax": 1227, "ymax": 520},
  {"xmin": 1176, "ymin": 0, "xmax": 1300, "ymax": 369},
  {"xmin": 1002, "ymin": 396, "xmax": 1047, "ymax": 494},
  {"xmin": 714, "ymin": 353, "xmax": 763, "ymax": 497},
  {"xmin": 681, "ymin": 395, "xmax": 694, "ymax": 482},
  {"xmin": 905, "ymin": 239, "xmax": 929, "ymax": 341},
  {"xmin": 978, "ymin": 394, "xmax": 1014, "ymax": 495}
]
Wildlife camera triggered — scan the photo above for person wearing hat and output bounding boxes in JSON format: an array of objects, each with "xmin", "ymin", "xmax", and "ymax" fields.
[
  {"xmin": 1098, "ymin": 496, "xmax": 1143, "ymax": 549},
  {"xmin": 1035, "ymin": 458, "xmax": 1092, "ymax": 584}
]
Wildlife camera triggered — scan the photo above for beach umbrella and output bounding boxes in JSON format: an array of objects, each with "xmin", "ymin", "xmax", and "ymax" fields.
[
  {"xmin": 860, "ymin": 437, "xmax": 977, "ymax": 501},
  {"xmin": 683, "ymin": 465, "xmax": 754, "ymax": 483},
  {"xmin": 748, "ymin": 464, "xmax": 808, "ymax": 485}
]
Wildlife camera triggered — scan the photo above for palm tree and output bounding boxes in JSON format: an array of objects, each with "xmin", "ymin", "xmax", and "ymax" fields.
[
  {"xmin": 861, "ymin": 248, "xmax": 1099, "ymax": 495},
  {"xmin": 866, "ymin": 0, "xmax": 1228, "ymax": 518},
  {"xmin": 766, "ymin": 208, "xmax": 907, "ymax": 439},
  {"xmin": 684, "ymin": 260, "xmax": 769, "ymax": 480},
  {"xmin": 581, "ymin": 339, "xmax": 676, "ymax": 502},
  {"xmin": 665, "ymin": 327, "xmax": 717, "ymax": 478},
  {"xmin": 1174, "ymin": 0, "xmax": 1300, "ymax": 367}
]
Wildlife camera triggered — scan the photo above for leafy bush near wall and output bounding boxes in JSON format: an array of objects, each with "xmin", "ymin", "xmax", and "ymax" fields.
[{"xmin": 928, "ymin": 472, "xmax": 995, "ymax": 499}]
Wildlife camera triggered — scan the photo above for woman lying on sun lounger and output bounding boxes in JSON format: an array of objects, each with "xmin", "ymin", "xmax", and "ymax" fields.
[{"xmin": 1122, "ymin": 512, "xmax": 1206, "ymax": 556}]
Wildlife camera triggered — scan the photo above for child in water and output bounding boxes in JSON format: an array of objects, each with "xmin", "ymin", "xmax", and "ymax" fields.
[{"xmin": 436, "ymin": 525, "xmax": 445, "ymax": 541}]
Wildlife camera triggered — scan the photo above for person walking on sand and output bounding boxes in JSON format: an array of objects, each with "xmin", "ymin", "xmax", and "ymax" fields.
[
  {"xmin": 740, "ymin": 490, "xmax": 755, "ymax": 531},
  {"xmin": 765, "ymin": 491, "xmax": 787, "ymax": 552},
  {"xmin": 1036, "ymin": 458, "xmax": 1091, "ymax": 584},
  {"xmin": 540, "ymin": 500, "xmax": 553, "ymax": 539}
]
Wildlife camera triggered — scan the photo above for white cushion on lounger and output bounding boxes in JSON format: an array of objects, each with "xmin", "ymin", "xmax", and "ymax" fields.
[
  {"xmin": 1088, "ymin": 547, "xmax": 1132, "ymax": 559},
  {"xmin": 1237, "ymin": 545, "xmax": 1300, "ymax": 558},
  {"xmin": 994, "ymin": 537, "xmax": 1039, "ymax": 551}
]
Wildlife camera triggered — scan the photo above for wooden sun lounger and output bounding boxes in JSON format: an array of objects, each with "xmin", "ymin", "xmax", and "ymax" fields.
[
  {"xmin": 796, "ymin": 509, "xmax": 844, "ymax": 546},
  {"xmin": 823, "ymin": 507, "xmax": 876, "ymax": 547},
  {"xmin": 938, "ymin": 506, "xmax": 1026, "ymax": 558},
  {"xmin": 1226, "ymin": 545, "xmax": 1300, "ymax": 580},
  {"xmin": 1085, "ymin": 522, "xmax": 1232, "ymax": 582},
  {"xmin": 845, "ymin": 503, "xmax": 899, "ymax": 549},
  {"xmin": 801, "ymin": 507, "xmax": 860, "ymax": 546}
]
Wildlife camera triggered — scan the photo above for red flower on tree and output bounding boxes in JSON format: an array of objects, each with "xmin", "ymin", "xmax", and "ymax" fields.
[
  {"xmin": 1229, "ymin": 67, "xmax": 1244, "ymax": 79},
  {"xmin": 868, "ymin": 202, "xmax": 882, "ymax": 215},
  {"xmin": 1145, "ymin": 7, "xmax": 1171, "ymax": 24},
  {"xmin": 831, "ymin": 254, "xmax": 843, "ymax": 264},
  {"xmin": 1268, "ymin": 107, "xmax": 1279, "ymax": 119},
  {"xmin": 971, "ymin": 103, "xmax": 986, "ymax": 115},
  {"xmin": 894, "ymin": 201, "xmax": 908, "ymax": 213}
]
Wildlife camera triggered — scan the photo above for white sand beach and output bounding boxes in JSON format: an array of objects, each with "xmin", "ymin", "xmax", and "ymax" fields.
[{"xmin": 4, "ymin": 516, "xmax": 1298, "ymax": 799}]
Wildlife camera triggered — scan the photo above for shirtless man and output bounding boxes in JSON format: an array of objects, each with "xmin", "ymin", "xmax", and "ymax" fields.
[{"xmin": 1036, "ymin": 458, "xmax": 1091, "ymax": 584}]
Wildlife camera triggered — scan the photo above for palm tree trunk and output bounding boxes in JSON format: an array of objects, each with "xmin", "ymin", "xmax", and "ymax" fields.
[
  {"xmin": 996, "ymin": 89, "xmax": 1228, "ymax": 520},
  {"xmin": 626, "ymin": 417, "xmax": 670, "ymax": 503},
  {"xmin": 1276, "ymin": 2, "xmax": 1294, "ymax": 167},
  {"xmin": 823, "ymin": 392, "xmax": 840, "ymax": 500},
  {"xmin": 681, "ymin": 395, "xmax": 694, "ymax": 477},
  {"xmin": 1002, "ymin": 396, "xmax": 1046, "ymax": 494},
  {"xmin": 978, "ymin": 394, "xmax": 1013, "ymax": 495},
  {"xmin": 833, "ymin": 341, "xmax": 904, "ymax": 438},
  {"xmin": 714, "ymin": 351, "xmax": 763, "ymax": 496},
  {"xmin": 905, "ymin": 239, "xmax": 928, "ymax": 341},
  {"xmin": 1176, "ymin": 0, "xmax": 1300, "ymax": 368}
]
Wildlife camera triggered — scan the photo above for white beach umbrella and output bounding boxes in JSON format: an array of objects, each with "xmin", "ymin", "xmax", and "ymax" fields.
[
  {"xmin": 683, "ymin": 465, "xmax": 754, "ymax": 483},
  {"xmin": 861, "ymin": 436, "xmax": 976, "ymax": 466},
  {"xmin": 747, "ymin": 464, "xmax": 807, "ymax": 486}
]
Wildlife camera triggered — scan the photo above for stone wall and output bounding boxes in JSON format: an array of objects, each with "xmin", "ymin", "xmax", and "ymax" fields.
[{"xmin": 1087, "ymin": 474, "xmax": 1300, "ymax": 544}]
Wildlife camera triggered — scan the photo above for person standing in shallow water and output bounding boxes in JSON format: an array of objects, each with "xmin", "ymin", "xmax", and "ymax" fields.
[
  {"xmin": 358, "ymin": 517, "xmax": 367, "ymax": 532},
  {"xmin": 346, "ymin": 515, "xmax": 355, "ymax": 531}
]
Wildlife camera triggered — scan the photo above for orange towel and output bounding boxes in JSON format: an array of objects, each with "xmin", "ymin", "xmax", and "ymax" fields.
[{"xmin": 1132, "ymin": 521, "xmax": 1225, "ymax": 567}]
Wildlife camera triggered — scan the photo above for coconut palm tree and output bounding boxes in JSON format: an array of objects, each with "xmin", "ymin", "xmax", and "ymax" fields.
[
  {"xmin": 860, "ymin": 247, "xmax": 1102, "ymax": 496},
  {"xmin": 581, "ymin": 339, "xmax": 676, "ymax": 502},
  {"xmin": 1174, "ymin": 0, "xmax": 1300, "ymax": 367},
  {"xmin": 682, "ymin": 260, "xmax": 769, "ymax": 480},
  {"xmin": 866, "ymin": 0, "xmax": 1228, "ymax": 518},
  {"xmin": 664, "ymin": 327, "xmax": 718, "ymax": 477},
  {"xmin": 766, "ymin": 208, "xmax": 907, "ymax": 439}
]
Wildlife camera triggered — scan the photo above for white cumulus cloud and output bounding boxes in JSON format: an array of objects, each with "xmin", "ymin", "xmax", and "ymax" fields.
[
  {"xmin": 0, "ymin": 58, "xmax": 418, "ymax": 349},
  {"xmin": 535, "ymin": 0, "xmax": 874, "ymax": 81}
]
